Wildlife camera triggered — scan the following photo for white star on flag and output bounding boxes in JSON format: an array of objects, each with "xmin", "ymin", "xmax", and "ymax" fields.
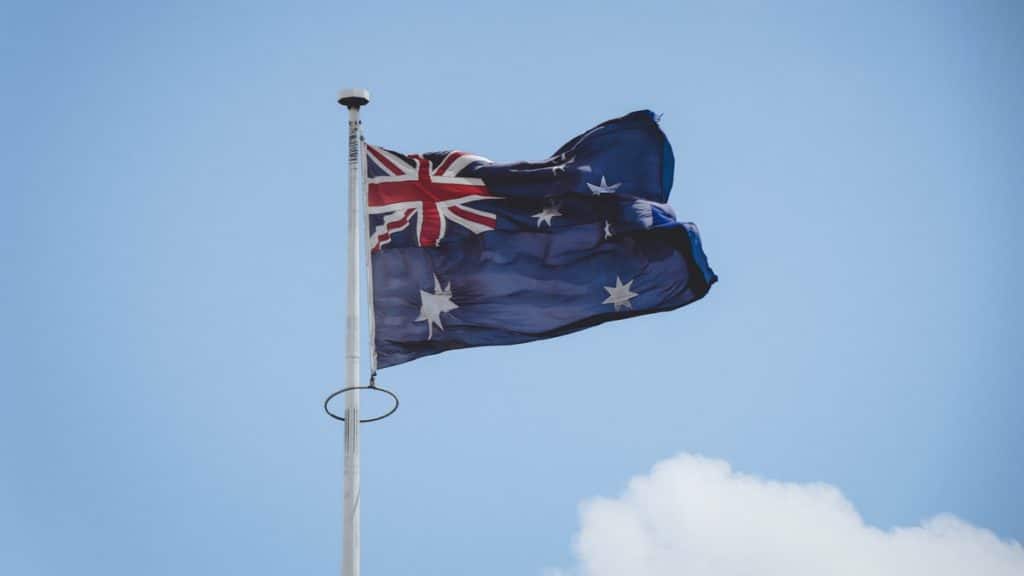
[
  {"xmin": 602, "ymin": 276, "xmax": 639, "ymax": 311},
  {"xmin": 532, "ymin": 202, "xmax": 562, "ymax": 227},
  {"xmin": 587, "ymin": 175, "xmax": 622, "ymax": 196},
  {"xmin": 416, "ymin": 274, "xmax": 458, "ymax": 339},
  {"xmin": 551, "ymin": 156, "xmax": 575, "ymax": 175}
]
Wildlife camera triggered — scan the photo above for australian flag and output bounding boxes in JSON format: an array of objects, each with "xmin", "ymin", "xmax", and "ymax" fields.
[{"xmin": 367, "ymin": 110, "xmax": 716, "ymax": 369}]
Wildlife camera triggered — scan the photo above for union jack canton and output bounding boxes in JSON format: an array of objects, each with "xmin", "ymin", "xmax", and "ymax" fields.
[{"xmin": 366, "ymin": 146, "xmax": 498, "ymax": 251}]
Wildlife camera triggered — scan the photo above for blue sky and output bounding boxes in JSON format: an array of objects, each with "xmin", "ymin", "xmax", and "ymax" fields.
[{"xmin": 3, "ymin": 1, "xmax": 1022, "ymax": 575}]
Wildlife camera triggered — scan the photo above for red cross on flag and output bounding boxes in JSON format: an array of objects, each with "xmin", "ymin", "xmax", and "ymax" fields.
[{"xmin": 366, "ymin": 145, "xmax": 501, "ymax": 252}]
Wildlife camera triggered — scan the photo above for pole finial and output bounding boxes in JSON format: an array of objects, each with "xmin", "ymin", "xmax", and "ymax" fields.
[{"xmin": 338, "ymin": 88, "xmax": 370, "ymax": 109}]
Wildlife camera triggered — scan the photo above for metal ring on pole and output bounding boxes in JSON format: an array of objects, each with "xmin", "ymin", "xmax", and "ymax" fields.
[{"xmin": 324, "ymin": 381, "xmax": 399, "ymax": 423}]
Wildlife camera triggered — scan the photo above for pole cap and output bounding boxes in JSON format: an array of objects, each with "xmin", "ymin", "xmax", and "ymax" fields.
[{"xmin": 338, "ymin": 88, "xmax": 370, "ymax": 108}]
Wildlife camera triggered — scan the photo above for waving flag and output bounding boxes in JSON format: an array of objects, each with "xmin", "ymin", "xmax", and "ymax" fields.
[{"xmin": 367, "ymin": 110, "xmax": 716, "ymax": 369}]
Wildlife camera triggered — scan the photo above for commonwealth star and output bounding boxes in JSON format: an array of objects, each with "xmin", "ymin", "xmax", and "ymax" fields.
[{"xmin": 416, "ymin": 274, "xmax": 458, "ymax": 339}]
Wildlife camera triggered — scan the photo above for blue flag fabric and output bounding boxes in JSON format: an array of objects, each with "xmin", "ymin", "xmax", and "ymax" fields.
[{"xmin": 366, "ymin": 110, "xmax": 716, "ymax": 369}]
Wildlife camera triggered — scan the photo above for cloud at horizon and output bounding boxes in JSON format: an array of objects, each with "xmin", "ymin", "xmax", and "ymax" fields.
[{"xmin": 554, "ymin": 454, "xmax": 1023, "ymax": 576}]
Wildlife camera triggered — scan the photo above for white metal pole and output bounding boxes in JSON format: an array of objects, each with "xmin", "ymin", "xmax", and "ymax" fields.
[{"xmin": 338, "ymin": 87, "xmax": 369, "ymax": 576}]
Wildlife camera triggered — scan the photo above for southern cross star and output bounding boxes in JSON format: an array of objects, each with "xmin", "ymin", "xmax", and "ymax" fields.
[
  {"xmin": 602, "ymin": 276, "xmax": 638, "ymax": 311},
  {"xmin": 416, "ymin": 274, "xmax": 458, "ymax": 340},
  {"xmin": 532, "ymin": 202, "xmax": 562, "ymax": 228},
  {"xmin": 587, "ymin": 176, "xmax": 622, "ymax": 196},
  {"xmin": 551, "ymin": 156, "xmax": 575, "ymax": 175},
  {"xmin": 603, "ymin": 220, "xmax": 614, "ymax": 239}
]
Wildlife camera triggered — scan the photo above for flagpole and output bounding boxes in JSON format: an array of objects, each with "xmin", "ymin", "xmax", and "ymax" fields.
[{"xmin": 338, "ymin": 87, "xmax": 369, "ymax": 576}]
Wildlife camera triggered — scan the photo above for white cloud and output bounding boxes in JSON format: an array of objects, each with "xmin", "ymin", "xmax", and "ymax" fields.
[{"xmin": 558, "ymin": 454, "xmax": 1023, "ymax": 576}]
